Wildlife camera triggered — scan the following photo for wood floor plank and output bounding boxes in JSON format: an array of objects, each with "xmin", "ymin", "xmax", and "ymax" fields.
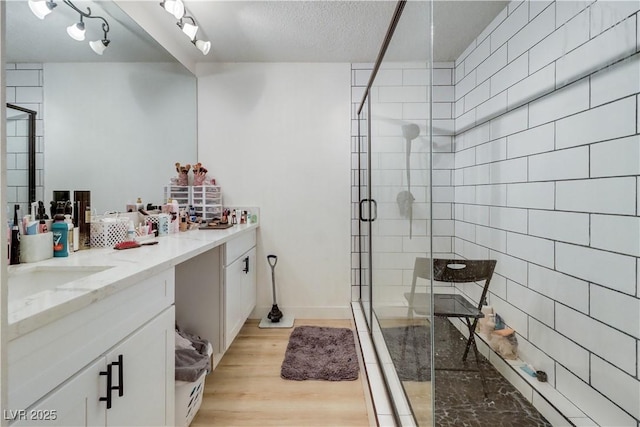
[{"xmin": 190, "ymin": 319, "xmax": 374, "ymax": 427}]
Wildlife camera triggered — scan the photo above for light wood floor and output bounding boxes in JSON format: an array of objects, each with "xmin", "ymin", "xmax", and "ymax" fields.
[{"xmin": 191, "ymin": 319, "xmax": 375, "ymax": 427}]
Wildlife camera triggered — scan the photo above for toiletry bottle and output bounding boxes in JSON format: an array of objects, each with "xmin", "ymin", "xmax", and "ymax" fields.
[
  {"xmin": 31, "ymin": 201, "xmax": 38, "ymax": 220},
  {"xmin": 128, "ymin": 221, "xmax": 136, "ymax": 241},
  {"xmin": 10, "ymin": 205, "xmax": 21, "ymax": 265},
  {"xmin": 64, "ymin": 214, "xmax": 74, "ymax": 253},
  {"xmin": 7, "ymin": 224, "xmax": 11, "ymax": 264},
  {"xmin": 52, "ymin": 215, "xmax": 69, "ymax": 257},
  {"xmin": 80, "ymin": 205, "xmax": 91, "ymax": 249}
]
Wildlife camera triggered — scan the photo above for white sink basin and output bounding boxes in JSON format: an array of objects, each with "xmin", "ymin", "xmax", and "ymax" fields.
[{"xmin": 9, "ymin": 265, "xmax": 114, "ymax": 300}]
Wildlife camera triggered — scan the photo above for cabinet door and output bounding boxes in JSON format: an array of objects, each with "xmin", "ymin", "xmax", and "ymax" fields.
[
  {"xmin": 224, "ymin": 254, "xmax": 246, "ymax": 349},
  {"xmin": 105, "ymin": 307, "xmax": 174, "ymax": 427},
  {"xmin": 241, "ymin": 247, "xmax": 257, "ymax": 321},
  {"xmin": 11, "ymin": 358, "xmax": 105, "ymax": 427}
]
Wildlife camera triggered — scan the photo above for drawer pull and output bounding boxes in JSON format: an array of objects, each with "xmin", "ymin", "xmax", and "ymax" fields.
[
  {"xmin": 113, "ymin": 354, "xmax": 124, "ymax": 397},
  {"xmin": 99, "ymin": 364, "xmax": 113, "ymax": 409},
  {"xmin": 99, "ymin": 355, "xmax": 124, "ymax": 409}
]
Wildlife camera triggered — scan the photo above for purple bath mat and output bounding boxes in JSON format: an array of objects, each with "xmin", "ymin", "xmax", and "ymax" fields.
[{"xmin": 281, "ymin": 326, "xmax": 359, "ymax": 381}]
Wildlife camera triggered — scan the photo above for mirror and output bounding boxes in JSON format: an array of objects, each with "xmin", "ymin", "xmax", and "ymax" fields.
[
  {"xmin": 5, "ymin": 0, "xmax": 197, "ymax": 215},
  {"xmin": 5, "ymin": 103, "xmax": 37, "ymax": 216}
]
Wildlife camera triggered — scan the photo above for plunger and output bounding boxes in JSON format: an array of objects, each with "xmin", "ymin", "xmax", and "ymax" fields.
[
  {"xmin": 266, "ymin": 255, "xmax": 283, "ymax": 322},
  {"xmin": 259, "ymin": 254, "xmax": 294, "ymax": 328}
]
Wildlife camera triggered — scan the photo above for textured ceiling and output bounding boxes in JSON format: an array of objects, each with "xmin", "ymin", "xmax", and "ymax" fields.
[
  {"xmin": 185, "ymin": 0, "xmax": 509, "ymax": 63},
  {"xmin": 6, "ymin": 0, "xmax": 509, "ymax": 64}
]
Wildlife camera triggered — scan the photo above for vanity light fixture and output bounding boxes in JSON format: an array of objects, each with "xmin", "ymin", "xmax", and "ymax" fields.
[
  {"xmin": 66, "ymin": 18, "xmax": 85, "ymax": 41},
  {"xmin": 193, "ymin": 39, "xmax": 211, "ymax": 55},
  {"xmin": 89, "ymin": 24, "xmax": 110, "ymax": 55},
  {"xmin": 27, "ymin": 0, "xmax": 57, "ymax": 19},
  {"xmin": 27, "ymin": 0, "xmax": 112, "ymax": 55},
  {"xmin": 177, "ymin": 16, "xmax": 198, "ymax": 41},
  {"xmin": 160, "ymin": 0, "xmax": 185, "ymax": 20},
  {"xmin": 160, "ymin": 1, "xmax": 211, "ymax": 55}
]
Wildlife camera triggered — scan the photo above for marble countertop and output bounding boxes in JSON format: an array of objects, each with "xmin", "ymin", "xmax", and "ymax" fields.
[{"xmin": 7, "ymin": 222, "xmax": 259, "ymax": 341}]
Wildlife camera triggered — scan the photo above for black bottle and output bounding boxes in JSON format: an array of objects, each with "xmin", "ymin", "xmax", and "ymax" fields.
[{"xmin": 10, "ymin": 204, "xmax": 20, "ymax": 265}]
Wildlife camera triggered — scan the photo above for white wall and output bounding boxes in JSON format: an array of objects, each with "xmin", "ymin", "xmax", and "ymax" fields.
[
  {"xmin": 44, "ymin": 62, "xmax": 197, "ymax": 214},
  {"xmin": 196, "ymin": 62, "xmax": 352, "ymax": 319},
  {"xmin": 453, "ymin": 1, "xmax": 640, "ymax": 425}
]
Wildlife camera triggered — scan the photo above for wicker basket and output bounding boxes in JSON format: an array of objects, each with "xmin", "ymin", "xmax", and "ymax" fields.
[{"xmin": 89, "ymin": 215, "xmax": 129, "ymax": 248}]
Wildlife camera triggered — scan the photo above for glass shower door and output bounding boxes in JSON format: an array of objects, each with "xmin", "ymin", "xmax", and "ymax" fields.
[{"xmin": 358, "ymin": 1, "xmax": 434, "ymax": 425}]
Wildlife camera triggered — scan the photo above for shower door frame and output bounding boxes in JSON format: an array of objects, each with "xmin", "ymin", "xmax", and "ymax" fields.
[{"xmin": 356, "ymin": 0, "xmax": 435, "ymax": 425}]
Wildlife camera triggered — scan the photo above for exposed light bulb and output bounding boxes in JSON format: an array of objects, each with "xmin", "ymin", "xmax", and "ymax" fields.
[
  {"xmin": 67, "ymin": 21, "xmax": 86, "ymax": 41},
  {"xmin": 28, "ymin": 0, "xmax": 56, "ymax": 20},
  {"xmin": 194, "ymin": 40, "xmax": 211, "ymax": 55},
  {"xmin": 89, "ymin": 39, "xmax": 110, "ymax": 55}
]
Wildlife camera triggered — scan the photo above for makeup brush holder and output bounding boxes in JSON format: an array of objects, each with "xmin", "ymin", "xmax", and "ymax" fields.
[{"xmin": 90, "ymin": 215, "xmax": 129, "ymax": 248}]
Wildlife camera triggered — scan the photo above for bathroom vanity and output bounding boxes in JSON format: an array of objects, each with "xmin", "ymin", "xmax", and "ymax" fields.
[{"xmin": 5, "ymin": 221, "xmax": 258, "ymax": 426}]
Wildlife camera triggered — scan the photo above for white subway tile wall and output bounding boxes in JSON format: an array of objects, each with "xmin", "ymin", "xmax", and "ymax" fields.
[
  {"xmin": 350, "ymin": 2, "xmax": 639, "ymax": 424},
  {"xmin": 350, "ymin": 61, "xmax": 454, "ymax": 298},
  {"xmin": 5, "ymin": 63, "xmax": 45, "ymax": 214},
  {"xmin": 452, "ymin": 1, "xmax": 640, "ymax": 424}
]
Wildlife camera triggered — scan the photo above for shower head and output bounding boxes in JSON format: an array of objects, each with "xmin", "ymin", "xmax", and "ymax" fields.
[{"xmin": 401, "ymin": 123, "xmax": 420, "ymax": 141}]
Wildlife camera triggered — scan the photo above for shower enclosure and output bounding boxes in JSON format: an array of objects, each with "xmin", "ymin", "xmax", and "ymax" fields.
[
  {"xmin": 356, "ymin": 1, "xmax": 640, "ymax": 426},
  {"xmin": 357, "ymin": 1, "xmax": 436, "ymax": 424}
]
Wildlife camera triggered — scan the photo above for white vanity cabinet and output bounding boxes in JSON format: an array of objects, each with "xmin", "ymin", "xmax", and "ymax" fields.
[
  {"xmin": 223, "ymin": 230, "xmax": 257, "ymax": 350},
  {"xmin": 104, "ymin": 307, "xmax": 174, "ymax": 427},
  {"xmin": 8, "ymin": 269, "xmax": 175, "ymax": 427},
  {"xmin": 12, "ymin": 358, "xmax": 104, "ymax": 427}
]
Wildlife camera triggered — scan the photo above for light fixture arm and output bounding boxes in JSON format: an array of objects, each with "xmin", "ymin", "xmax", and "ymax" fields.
[
  {"xmin": 99, "ymin": 21, "xmax": 110, "ymax": 41},
  {"xmin": 63, "ymin": 0, "xmax": 110, "ymax": 38},
  {"xmin": 160, "ymin": 1, "xmax": 210, "ymax": 55},
  {"xmin": 178, "ymin": 15, "xmax": 197, "ymax": 27}
]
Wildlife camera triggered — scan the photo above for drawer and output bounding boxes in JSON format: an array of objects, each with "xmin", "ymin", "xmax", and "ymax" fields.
[
  {"xmin": 8, "ymin": 268, "xmax": 175, "ymax": 411},
  {"xmin": 225, "ymin": 230, "xmax": 256, "ymax": 266}
]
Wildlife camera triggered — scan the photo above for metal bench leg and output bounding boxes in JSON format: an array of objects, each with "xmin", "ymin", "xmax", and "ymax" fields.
[
  {"xmin": 463, "ymin": 318, "xmax": 488, "ymax": 398},
  {"xmin": 462, "ymin": 318, "xmax": 479, "ymax": 361}
]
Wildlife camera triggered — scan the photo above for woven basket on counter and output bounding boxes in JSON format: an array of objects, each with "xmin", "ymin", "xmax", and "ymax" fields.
[{"xmin": 90, "ymin": 215, "xmax": 129, "ymax": 248}]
